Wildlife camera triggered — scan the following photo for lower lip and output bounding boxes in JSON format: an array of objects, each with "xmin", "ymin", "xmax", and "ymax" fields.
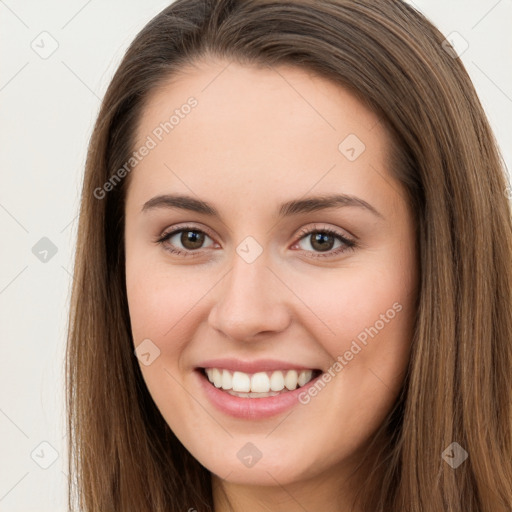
[{"xmin": 195, "ymin": 369, "xmax": 322, "ymax": 420}]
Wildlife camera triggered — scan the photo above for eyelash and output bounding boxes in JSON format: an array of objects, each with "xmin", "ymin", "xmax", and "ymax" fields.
[{"xmin": 154, "ymin": 223, "xmax": 357, "ymax": 259}]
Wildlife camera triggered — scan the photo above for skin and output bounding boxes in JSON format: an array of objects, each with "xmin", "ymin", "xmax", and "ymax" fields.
[{"xmin": 124, "ymin": 59, "xmax": 419, "ymax": 512}]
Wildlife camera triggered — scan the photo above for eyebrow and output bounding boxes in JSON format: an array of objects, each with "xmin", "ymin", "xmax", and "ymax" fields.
[{"xmin": 141, "ymin": 193, "xmax": 384, "ymax": 220}]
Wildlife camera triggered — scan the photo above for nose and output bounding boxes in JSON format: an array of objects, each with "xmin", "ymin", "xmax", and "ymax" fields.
[{"xmin": 207, "ymin": 251, "xmax": 291, "ymax": 342}]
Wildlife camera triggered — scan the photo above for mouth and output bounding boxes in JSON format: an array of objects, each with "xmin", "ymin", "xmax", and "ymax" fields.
[{"xmin": 196, "ymin": 367, "xmax": 323, "ymax": 398}]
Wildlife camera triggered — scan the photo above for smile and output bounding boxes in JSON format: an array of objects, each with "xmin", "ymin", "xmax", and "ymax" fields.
[
  {"xmin": 202, "ymin": 367, "xmax": 321, "ymax": 397},
  {"xmin": 195, "ymin": 366, "xmax": 324, "ymax": 419}
]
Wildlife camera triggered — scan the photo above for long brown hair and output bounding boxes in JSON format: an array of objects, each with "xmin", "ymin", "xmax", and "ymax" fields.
[{"xmin": 66, "ymin": 0, "xmax": 512, "ymax": 510}]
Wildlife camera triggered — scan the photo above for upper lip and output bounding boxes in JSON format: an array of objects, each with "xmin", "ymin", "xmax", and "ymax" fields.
[{"xmin": 196, "ymin": 358, "xmax": 321, "ymax": 374}]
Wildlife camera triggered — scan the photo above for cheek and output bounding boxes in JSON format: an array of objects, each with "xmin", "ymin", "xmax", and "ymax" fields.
[
  {"xmin": 283, "ymin": 251, "xmax": 417, "ymax": 419},
  {"xmin": 285, "ymin": 270, "xmax": 414, "ymax": 456},
  {"xmin": 125, "ymin": 254, "xmax": 204, "ymax": 342},
  {"xmin": 289, "ymin": 265, "xmax": 414, "ymax": 357},
  {"xmin": 125, "ymin": 260, "xmax": 203, "ymax": 419}
]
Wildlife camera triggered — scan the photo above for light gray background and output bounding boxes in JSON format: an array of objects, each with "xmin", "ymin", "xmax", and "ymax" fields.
[{"xmin": 1, "ymin": 1, "xmax": 511, "ymax": 510}]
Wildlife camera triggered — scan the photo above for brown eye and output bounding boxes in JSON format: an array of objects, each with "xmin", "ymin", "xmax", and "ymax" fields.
[
  {"xmin": 156, "ymin": 225, "xmax": 216, "ymax": 257},
  {"xmin": 179, "ymin": 230, "xmax": 205, "ymax": 250},
  {"xmin": 294, "ymin": 225, "xmax": 357, "ymax": 258},
  {"xmin": 308, "ymin": 232, "xmax": 336, "ymax": 252}
]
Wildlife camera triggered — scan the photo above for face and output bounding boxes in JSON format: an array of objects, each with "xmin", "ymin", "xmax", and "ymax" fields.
[{"xmin": 124, "ymin": 59, "xmax": 418, "ymax": 494}]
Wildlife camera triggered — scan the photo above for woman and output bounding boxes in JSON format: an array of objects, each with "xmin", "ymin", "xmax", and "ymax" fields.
[{"xmin": 66, "ymin": 0, "xmax": 512, "ymax": 510}]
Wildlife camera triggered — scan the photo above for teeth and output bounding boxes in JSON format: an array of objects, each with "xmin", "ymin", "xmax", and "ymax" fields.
[
  {"xmin": 212, "ymin": 368, "xmax": 222, "ymax": 388},
  {"xmin": 270, "ymin": 371, "xmax": 285, "ymax": 391},
  {"xmin": 251, "ymin": 372, "xmax": 270, "ymax": 393},
  {"xmin": 204, "ymin": 368, "xmax": 316, "ymax": 393},
  {"xmin": 221, "ymin": 369, "xmax": 232, "ymax": 390},
  {"xmin": 232, "ymin": 371, "xmax": 251, "ymax": 392},
  {"xmin": 284, "ymin": 369, "xmax": 298, "ymax": 390},
  {"xmin": 298, "ymin": 369, "xmax": 313, "ymax": 387},
  {"xmin": 227, "ymin": 390, "xmax": 283, "ymax": 398}
]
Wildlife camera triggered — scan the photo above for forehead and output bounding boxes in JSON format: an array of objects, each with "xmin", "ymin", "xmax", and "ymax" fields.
[
  {"xmin": 127, "ymin": 59, "xmax": 399, "ymax": 217},
  {"xmin": 136, "ymin": 59, "xmax": 383, "ymax": 145}
]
